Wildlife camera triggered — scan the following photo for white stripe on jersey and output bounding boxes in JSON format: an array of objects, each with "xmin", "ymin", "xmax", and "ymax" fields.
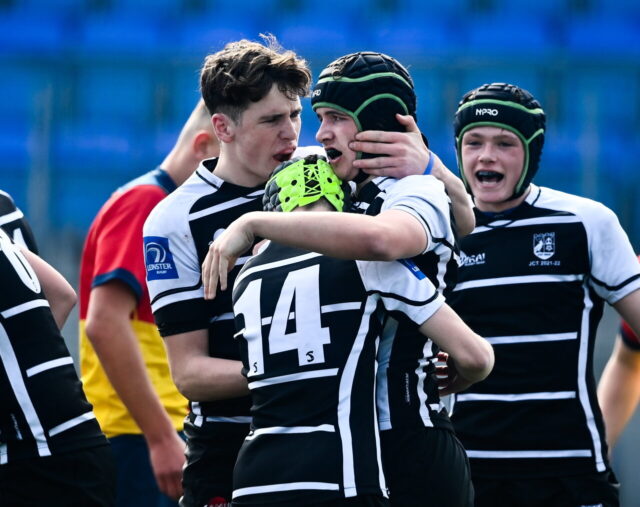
[
  {"xmin": 578, "ymin": 283, "xmax": 606, "ymax": 472},
  {"xmin": 338, "ymin": 296, "xmax": 379, "ymax": 498},
  {"xmin": 485, "ymin": 332, "xmax": 577, "ymax": 345},
  {"xmin": 26, "ymin": 357, "xmax": 74, "ymax": 377},
  {"xmin": 0, "ymin": 209, "xmax": 23, "ymax": 226},
  {"xmin": 48, "ymin": 412, "xmax": 96, "ymax": 437},
  {"xmin": 416, "ymin": 342, "xmax": 434, "ymax": 428},
  {"xmin": 211, "ymin": 312, "xmax": 234, "ymax": 322},
  {"xmin": 0, "ymin": 443, "xmax": 6, "ymax": 464},
  {"xmin": 467, "ymin": 449, "xmax": 592, "ymax": 459},
  {"xmin": 0, "ymin": 324, "xmax": 50, "ymax": 457},
  {"xmin": 254, "ymin": 302, "xmax": 363, "ymax": 327},
  {"xmin": 249, "ymin": 369, "xmax": 339, "ymax": 389},
  {"xmin": 204, "ymin": 416, "xmax": 251, "ymax": 424},
  {"xmin": 376, "ymin": 317, "xmax": 398, "ymax": 431},
  {"xmin": 472, "ymin": 214, "xmax": 582, "ymax": 233},
  {"xmin": 245, "ymin": 425, "xmax": 335, "ymax": 440},
  {"xmin": 1, "ymin": 299, "xmax": 49, "ymax": 318},
  {"xmin": 233, "ymin": 481, "xmax": 340, "ymax": 499},
  {"xmin": 457, "ymin": 391, "xmax": 576, "ymax": 402},
  {"xmin": 188, "ymin": 193, "xmax": 264, "ymax": 221},
  {"xmin": 453, "ymin": 273, "xmax": 584, "ymax": 292},
  {"xmin": 235, "ymin": 252, "xmax": 322, "ymax": 288},
  {"xmin": 322, "ymin": 302, "xmax": 362, "ymax": 313},
  {"xmin": 151, "ymin": 287, "xmax": 202, "ymax": 313}
]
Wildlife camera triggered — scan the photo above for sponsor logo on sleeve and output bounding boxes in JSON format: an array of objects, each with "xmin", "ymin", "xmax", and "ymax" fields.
[
  {"xmin": 397, "ymin": 258, "xmax": 426, "ymax": 280},
  {"xmin": 144, "ymin": 236, "xmax": 179, "ymax": 280}
]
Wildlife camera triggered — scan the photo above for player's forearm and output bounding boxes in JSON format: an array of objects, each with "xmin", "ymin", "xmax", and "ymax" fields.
[
  {"xmin": 23, "ymin": 249, "xmax": 76, "ymax": 329},
  {"xmin": 170, "ymin": 356, "xmax": 248, "ymax": 401},
  {"xmin": 598, "ymin": 344, "xmax": 640, "ymax": 448},
  {"xmin": 431, "ymin": 163, "xmax": 475, "ymax": 237},
  {"xmin": 421, "ymin": 304, "xmax": 494, "ymax": 384},
  {"xmin": 242, "ymin": 210, "xmax": 424, "ymax": 261},
  {"xmin": 86, "ymin": 320, "xmax": 177, "ymax": 440}
]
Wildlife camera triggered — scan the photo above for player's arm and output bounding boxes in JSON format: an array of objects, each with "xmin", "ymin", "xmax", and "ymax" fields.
[
  {"xmin": 349, "ymin": 114, "xmax": 475, "ymax": 237},
  {"xmin": 22, "ymin": 248, "xmax": 76, "ymax": 329},
  {"xmin": 202, "ymin": 209, "xmax": 427, "ymax": 298},
  {"xmin": 84, "ymin": 281, "xmax": 185, "ymax": 500},
  {"xmin": 598, "ymin": 289, "xmax": 640, "ymax": 449},
  {"xmin": 419, "ymin": 302, "xmax": 494, "ymax": 395},
  {"xmin": 164, "ymin": 329, "xmax": 248, "ymax": 401},
  {"xmin": 598, "ymin": 336, "xmax": 640, "ymax": 450}
]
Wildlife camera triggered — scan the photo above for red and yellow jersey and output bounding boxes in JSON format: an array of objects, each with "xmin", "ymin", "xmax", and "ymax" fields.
[{"xmin": 78, "ymin": 168, "xmax": 187, "ymax": 437}]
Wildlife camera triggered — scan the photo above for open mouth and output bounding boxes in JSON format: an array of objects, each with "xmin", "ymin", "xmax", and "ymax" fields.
[
  {"xmin": 476, "ymin": 170, "xmax": 504, "ymax": 183},
  {"xmin": 325, "ymin": 148, "xmax": 342, "ymax": 162},
  {"xmin": 274, "ymin": 152, "xmax": 293, "ymax": 163}
]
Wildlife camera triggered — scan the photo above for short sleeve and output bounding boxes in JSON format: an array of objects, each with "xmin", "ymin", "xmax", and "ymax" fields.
[
  {"xmin": 357, "ymin": 257, "xmax": 445, "ymax": 326},
  {"xmin": 585, "ymin": 203, "xmax": 640, "ymax": 304},
  {"xmin": 380, "ymin": 175, "xmax": 452, "ymax": 255},
  {"xmin": 92, "ymin": 185, "xmax": 167, "ymax": 299}
]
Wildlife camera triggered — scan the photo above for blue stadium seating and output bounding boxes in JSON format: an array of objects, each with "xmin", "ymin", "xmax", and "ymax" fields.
[
  {"xmin": 564, "ymin": 14, "xmax": 640, "ymax": 58},
  {"xmin": 462, "ymin": 13, "xmax": 556, "ymax": 56},
  {"xmin": 76, "ymin": 12, "xmax": 164, "ymax": 56},
  {"xmin": 0, "ymin": 10, "xmax": 69, "ymax": 54},
  {"xmin": 557, "ymin": 68, "xmax": 639, "ymax": 135},
  {"xmin": 368, "ymin": 12, "xmax": 460, "ymax": 59},
  {"xmin": 74, "ymin": 64, "xmax": 158, "ymax": 125}
]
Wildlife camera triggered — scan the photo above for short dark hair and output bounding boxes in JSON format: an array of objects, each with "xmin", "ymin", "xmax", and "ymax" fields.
[{"xmin": 200, "ymin": 34, "xmax": 311, "ymax": 122}]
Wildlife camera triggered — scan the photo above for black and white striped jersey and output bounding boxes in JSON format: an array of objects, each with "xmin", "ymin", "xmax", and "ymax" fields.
[
  {"xmin": 0, "ymin": 190, "xmax": 38, "ymax": 254},
  {"xmin": 143, "ymin": 158, "xmax": 264, "ymax": 423},
  {"xmin": 230, "ymin": 240, "xmax": 444, "ymax": 505},
  {"xmin": 356, "ymin": 175, "xmax": 459, "ymax": 431},
  {"xmin": 449, "ymin": 185, "xmax": 640, "ymax": 478},
  {"xmin": 0, "ymin": 229, "xmax": 106, "ymax": 464}
]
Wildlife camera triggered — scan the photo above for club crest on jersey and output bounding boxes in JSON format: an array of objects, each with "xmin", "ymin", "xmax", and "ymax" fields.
[
  {"xmin": 144, "ymin": 236, "xmax": 178, "ymax": 280},
  {"xmin": 533, "ymin": 232, "xmax": 555, "ymax": 260}
]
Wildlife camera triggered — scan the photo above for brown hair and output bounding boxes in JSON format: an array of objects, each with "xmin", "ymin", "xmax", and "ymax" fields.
[{"xmin": 200, "ymin": 34, "xmax": 311, "ymax": 122}]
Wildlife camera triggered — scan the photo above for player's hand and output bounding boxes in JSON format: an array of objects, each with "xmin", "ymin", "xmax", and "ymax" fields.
[
  {"xmin": 202, "ymin": 216, "xmax": 255, "ymax": 299},
  {"xmin": 436, "ymin": 351, "xmax": 474, "ymax": 396},
  {"xmin": 350, "ymin": 114, "xmax": 429, "ymax": 178},
  {"xmin": 148, "ymin": 431, "xmax": 186, "ymax": 500}
]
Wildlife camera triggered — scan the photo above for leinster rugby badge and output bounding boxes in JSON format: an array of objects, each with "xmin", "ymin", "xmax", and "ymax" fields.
[
  {"xmin": 144, "ymin": 236, "xmax": 179, "ymax": 280},
  {"xmin": 533, "ymin": 232, "xmax": 555, "ymax": 260}
]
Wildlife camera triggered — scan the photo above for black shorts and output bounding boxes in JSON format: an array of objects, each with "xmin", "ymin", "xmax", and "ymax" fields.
[
  {"xmin": 232, "ymin": 494, "xmax": 389, "ymax": 507},
  {"xmin": 0, "ymin": 444, "xmax": 116, "ymax": 507},
  {"xmin": 472, "ymin": 470, "xmax": 620, "ymax": 507},
  {"xmin": 180, "ymin": 418, "xmax": 250, "ymax": 507},
  {"xmin": 381, "ymin": 427, "xmax": 473, "ymax": 507}
]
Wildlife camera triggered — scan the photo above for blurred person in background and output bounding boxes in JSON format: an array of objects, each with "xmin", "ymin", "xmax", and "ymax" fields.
[
  {"xmin": 598, "ymin": 255, "xmax": 640, "ymax": 452},
  {"xmin": 79, "ymin": 99, "xmax": 219, "ymax": 507},
  {"xmin": 448, "ymin": 82, "xmax": 640, "ymax": 507},
  {"xmin": 0, "ymin": 189, "xmax": 39, "ymax": 253},
  {"xmin": 0, "ymin": 228, "xmax": 116, "ymax": 506}
]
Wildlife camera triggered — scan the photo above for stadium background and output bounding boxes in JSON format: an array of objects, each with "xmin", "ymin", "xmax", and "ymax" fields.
[{"xmin": 1, "ymin": 0, "xmax": 639, "ymax": 504}]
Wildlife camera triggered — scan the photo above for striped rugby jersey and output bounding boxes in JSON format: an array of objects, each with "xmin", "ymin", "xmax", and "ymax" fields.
[
  {"xmin": 0, "ymin": 190, "xmax": 38, "ymax": 254},
  {"xmin": 449, "ymin": 184, "xmax": 640, "ymax": 478},
  {"xmin": 230, "ymin": 241, "xmax": 444, "ymax": 505},
  {"xmin": 144, "ymin": 158, "xmax": 261, "ymax": 424},
  {"xmin": 355, "ymin": 175, "xmax": 459, "ymax": 432},
  {"xmin": 0, "ymin": 229, "xmax": 107, "ymax": 464}
]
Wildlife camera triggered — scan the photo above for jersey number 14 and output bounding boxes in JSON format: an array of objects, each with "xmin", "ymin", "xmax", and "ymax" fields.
[{"xmin": 234, "ymin": 265, "xmax": 331, "ymax": 376}]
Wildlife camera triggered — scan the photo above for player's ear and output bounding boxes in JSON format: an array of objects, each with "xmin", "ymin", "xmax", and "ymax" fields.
[
  {"xmin": 192, "ymin": 130, "xmax": 219, "ymax": 159},
  {"xmin": 212, "ymin": 113, "xmax": 234, "ymax": 143}
]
